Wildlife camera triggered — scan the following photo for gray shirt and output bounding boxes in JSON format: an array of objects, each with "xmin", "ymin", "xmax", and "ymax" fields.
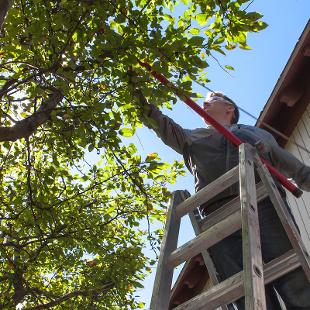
[{"xmin": 143, "ymin": 104, "xmax": 310, "ymax": 210}]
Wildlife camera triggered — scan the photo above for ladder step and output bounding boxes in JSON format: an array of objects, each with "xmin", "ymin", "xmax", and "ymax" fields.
[
  {"xmin": 199, "ymin": 182, "xmax": 267, "ymax": 232},
  {"xmin": 174, "ymin": 249, "xmax": 300, "ymax": 310},
  {"xmin": 175, "ymin": 166, "xmax": 239, "ymax": 218},
  {"xmin": 168, "ymin": 211, "xmax": 241, "ymax": 268}
]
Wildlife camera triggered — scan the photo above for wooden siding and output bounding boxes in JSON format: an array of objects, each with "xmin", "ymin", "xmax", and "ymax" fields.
[{"xmin": 285, "ymin": 100, "xmax": 310, "ymax": 252}]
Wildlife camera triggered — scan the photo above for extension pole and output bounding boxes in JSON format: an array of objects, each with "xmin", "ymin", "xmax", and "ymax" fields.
[{"xmin": 139, "ymin": 61, "xmax": 302, "ymax": 198}]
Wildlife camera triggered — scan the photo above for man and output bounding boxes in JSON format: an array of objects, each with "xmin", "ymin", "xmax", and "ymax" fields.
[{"xmin": 134, "ymin": 89, "xmax": 310, "ymax": 309}]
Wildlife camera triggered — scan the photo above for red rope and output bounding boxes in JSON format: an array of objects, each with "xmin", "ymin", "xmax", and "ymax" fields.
[{"xmin": 139, "ymin": 60, "xmax": 302, "ymax": 197}]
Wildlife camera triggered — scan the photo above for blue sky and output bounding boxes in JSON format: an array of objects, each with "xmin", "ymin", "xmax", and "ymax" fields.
[{"xmin": 128, "ymin": 1, "xmax": 310, "ymax": 307}]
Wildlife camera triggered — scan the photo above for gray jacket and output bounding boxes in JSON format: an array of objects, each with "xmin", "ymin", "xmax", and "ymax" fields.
[{"xmin": 143, "ymin": 104, "xmax": 310, "ymax": 210}]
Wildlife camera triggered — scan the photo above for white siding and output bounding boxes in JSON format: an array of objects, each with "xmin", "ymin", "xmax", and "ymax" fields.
[{"xmin": 285, "ymin": 101, "xmax": 310, "ymax": 252}]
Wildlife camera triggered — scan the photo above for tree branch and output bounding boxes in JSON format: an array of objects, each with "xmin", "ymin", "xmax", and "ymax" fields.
[
  {"xmin": 0, "ymin": 0, "xmax": 13, "ymax": 35},
  {"xmin": 13, "ymin": 268, "xmax": 26, "ymax": 305},
  {"xmin": 27, "ymin": 282, "xmax": 114, "ymax": 309},
  {"xmin": 0, "ymin": 89, "xmax": 63, "ymax": 141}
]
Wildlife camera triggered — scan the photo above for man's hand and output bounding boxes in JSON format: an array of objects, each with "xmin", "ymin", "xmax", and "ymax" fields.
[
  {"xmin": 127, "ymin": 68, "xmax": 151, "ymax": 116},
  {"xmin": 127, "ymin": 68, "xmax": 159, "ymax": 129}
]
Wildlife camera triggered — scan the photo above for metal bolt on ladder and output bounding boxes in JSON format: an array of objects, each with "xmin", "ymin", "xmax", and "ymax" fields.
[{"xmin": 150, "ymin": 143, "xmax": 310, "ymax": 310}]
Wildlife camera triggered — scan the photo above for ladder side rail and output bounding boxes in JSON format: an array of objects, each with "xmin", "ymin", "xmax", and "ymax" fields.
[
  {"xmin": 253, "ymin": 153, "xmax": 310, "ymax": 281},
  {"xmin": 239, "ymin": 144, "xmax": 266, "ymax": 310},
  {"xmin": 189, "ymin": 210, "xmax": 221, "ymax": 285},
  {"xmin": 174, "ymin": 250, "xmax": 300, "ymax": 310},
  {"xmin": 189, "ymin": 210, "xmax": 230, "ymax": 310},
  {"xmin": 150, "ymin": 190, "xmax": 190, "ymax": 310}
]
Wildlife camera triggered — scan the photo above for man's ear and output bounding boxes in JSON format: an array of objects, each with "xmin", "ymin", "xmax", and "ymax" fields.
[
  {"xmin": 226, "ymin": 105, "xmax": 235, "ymax": 123},
  {"xmin": 226, "ymin": 104, "xmax": 235, "ymax": 114}
]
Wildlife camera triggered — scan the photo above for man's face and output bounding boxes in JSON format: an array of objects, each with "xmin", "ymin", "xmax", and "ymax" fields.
[{"xmin": 203, "ymin": 96, "xmax": 234, "ymax": 123}]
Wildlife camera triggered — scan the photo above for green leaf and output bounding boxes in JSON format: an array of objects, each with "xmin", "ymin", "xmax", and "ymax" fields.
[
  {"xmin": 239, "ymin": 44, "xmax": 251, "ymax": 50},
  {"xmin": 72, "ymin": 31, "xmax": 78, "ymax": 42},
  {"xmin": 257, "ymin": 21, "xmax": 268, "ymax": 30},
  {"xmin": 119, "ymin": 128, "xmax": 134, "ymax": 137},
  {"xmin": 213, "ymin": 46, "xmax": 226, "ymax": 55},
  {"xmin": 224, "ymin": 65, "xmax": 234, "ymax": 71},
  {"xmin": 188, "ymin": 36, "xmax": 204, "ymax": 46},
  {"xmin": 189, "ymin": 28, "xmax": 200, "ymax": 35},
  {"xmin": 225, "ymin": 44, "xmax": 236, "ymax": 50},
  {"xmin": 246, "ymin": 12, "xmax": 263, "ymax": 21},
  {"xmin": 196, "ymin": 13, "xmax": 208, "ymax": 26},
  {"xmin": 88, "ymin": 144, "xmax": 95, "ymax": 152}
]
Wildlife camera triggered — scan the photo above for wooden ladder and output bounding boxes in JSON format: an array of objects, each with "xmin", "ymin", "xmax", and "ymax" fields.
[{"xmin": 150, "ymin": 143, "xmax": 310, "ymax": 310}]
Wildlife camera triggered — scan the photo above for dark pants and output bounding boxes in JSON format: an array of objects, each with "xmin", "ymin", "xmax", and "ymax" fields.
[{"xmin": 207, "ymin": 197, "xmax": 310, "ymax": 309}]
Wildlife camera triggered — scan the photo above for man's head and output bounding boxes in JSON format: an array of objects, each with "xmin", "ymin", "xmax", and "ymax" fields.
[{"xmin": 203, "ymin": 92, "xmax": 239, "ymax": 126}]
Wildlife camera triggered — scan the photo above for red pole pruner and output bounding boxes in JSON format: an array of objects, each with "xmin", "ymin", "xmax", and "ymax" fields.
[{"xmin": 139, "ymin": 60, "xmax": 303, "ymax": 198}]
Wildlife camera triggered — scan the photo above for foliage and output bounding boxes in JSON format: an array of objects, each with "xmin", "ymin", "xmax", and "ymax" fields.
[{"xmin": 0, "ymin": 0, "xmax": 266, "ymax": 308}]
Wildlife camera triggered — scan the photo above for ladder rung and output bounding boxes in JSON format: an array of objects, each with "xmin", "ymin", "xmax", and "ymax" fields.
[
  {"xmin": 174, "ymin": 250, "xmax": 300, "ymax": 310},
  {"xmin": 168, "ymin": 211, "xmax": 241, "ymax": 268},
  {"xmin": 176, "ymin": 166, "xmax": 239, "ymax": 218},
  {"xmin": 200, "ymin": 182, "xmax": 267, "ymax": 232}
]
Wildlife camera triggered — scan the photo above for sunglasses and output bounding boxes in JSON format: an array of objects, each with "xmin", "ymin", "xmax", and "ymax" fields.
[{"xmin": 203, "ymin": 96, "xmax": 232, "ymax": 107}]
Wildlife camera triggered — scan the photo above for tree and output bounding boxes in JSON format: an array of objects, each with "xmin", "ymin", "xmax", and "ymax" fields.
[{"xmin": 0, "ymin": 0, "xmax": 266, "ymax": 308}]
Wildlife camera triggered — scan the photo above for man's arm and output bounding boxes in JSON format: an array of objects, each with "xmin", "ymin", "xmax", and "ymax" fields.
[
  {"xmin": 264, "ymin": 132, "xmax": 310, "ymax": 191},
  {"xmin": 132, "ymin": 88, "xmax": 191, "ymax": 155}
]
